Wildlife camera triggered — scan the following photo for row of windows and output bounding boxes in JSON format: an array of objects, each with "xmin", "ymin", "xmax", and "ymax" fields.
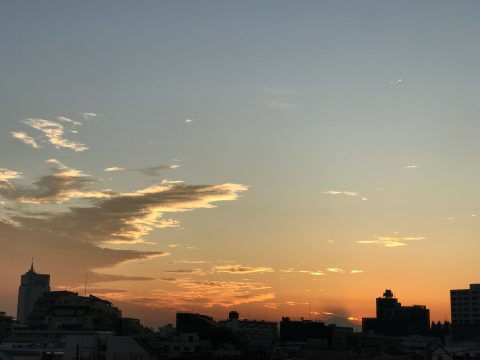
[
  {"xmin": 452, "ymin": 314, "xmax": 480, "ymax": 318},
  {"xmin": 451, "ymin": 308, "xmax": 480, "ymax": 313}
]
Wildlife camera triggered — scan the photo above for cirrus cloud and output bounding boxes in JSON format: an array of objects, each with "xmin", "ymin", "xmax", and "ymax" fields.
[
  {"xmin": 357, "ymin": 235, "xmax": 427, "ymax": 247},
  {"xmin": 10, "ymin": 132, "xmax": 40, "ymax": 149},
  {"xmin": 23, "ymin": 118, "xmax": 88, "ymax": 152}
]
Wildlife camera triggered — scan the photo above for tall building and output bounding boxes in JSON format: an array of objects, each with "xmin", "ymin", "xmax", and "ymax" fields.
[
  {"xmin": 362, "ymin": 289, "xmax": 430, "ymax": 336},
  {"xmin": 16, "ymin": 262, "xmax": 50, "ymax": 324},
  {"xmin": 450, "ymin": 284, "xmax": 480, "ymax": 340}
]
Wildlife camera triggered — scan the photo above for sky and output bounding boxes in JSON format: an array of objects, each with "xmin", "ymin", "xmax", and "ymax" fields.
[{"xmin": 1, "ymin": 0, "xmax": 480, "ymax": 326}]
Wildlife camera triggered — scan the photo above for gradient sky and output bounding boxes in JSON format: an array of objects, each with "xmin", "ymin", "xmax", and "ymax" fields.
[{"xmin": 1, "ymin": 0, "xmax": 480, "ymax": 326}]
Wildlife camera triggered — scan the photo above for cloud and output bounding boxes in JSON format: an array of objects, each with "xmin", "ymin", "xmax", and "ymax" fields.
[
  {"xmin": 87, "ymin": 271, "xmax": 155, "ymax": 283},
  {"xmin": 0, "ymin": 170, "xmax": 247, "ymax": 293},
  {"xmin": 212, "ymin": 265, "xmax": 274, "ymax": 274},
  {"xmin": 10, "ymin": 132, "xmax": 40, "ymax": 149},
  {"xmin": 81, "ymin": 113, "xmax": 98, "ymax": 121},
  {"xmin": 350, "ymin": 270, "xmax": 363, "ymax": 274},
  {"xmin": 357, "ymin": 235, "xmax": 427, "ymax": 247},
  {"xmin": 279, "ymin": 268, "xmax": 325, "ymax": 277},
  {"xmin": 164, "ymin": 269, "xmax": 207, "ymax": 275},
  {"xmin": 326, "ymin": 268, "xmax": 345, "ymax": 273},
  {"xmin": 1, "ymin": 173, "xmax": 247, "ymax": 246},
  {"xmin": 23, "ymin": 118, "xmax": 88, "ymax": 152},
  {"xmin": 390, "ymin": 79, "xmax": 403, "ymax": 85},
  {"xmin": 323, "ymin": 190, "xmax": 359, "ymax": 196},
  {"xmin": 103, "ymin": 278, "xmax": 274, "ymax": 309},
  {"xmin": 323, "ymin": 190, "xmax": 367, "ymax": 200},
  {"xmin": 104, "ymin": 167, "xmax": 125, "ymax": 172},
  {"xmin": 56, "ymin": 116, "xmax": 82, "ymax": 127},
  {"xmin": 405, "ymin": 165, "xmax": 419, "ymax": 169},
  {"xmin": 175, "ymin": 260, "xmax": 210, "ymax": 264},
  {"xmin": 185, "ymin": 119, "xmax": 193, "ymax": 124},
  {"xmin": 0, "ymin": 168, "xmax": 22, "ymax": 182},
  {"xmin": 0, "ymin": 159, "xmax": 112, "ymax": 204}
]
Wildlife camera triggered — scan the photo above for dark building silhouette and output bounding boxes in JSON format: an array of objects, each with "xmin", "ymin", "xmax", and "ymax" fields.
[
  {"xmin": 28, "ymin": 291, "xmax": 122, "ymax": 331},
  {"xmin": 16, "ymin": 262, "xmax": 50, "ymax": 324},
  {"xmin": 280, "ymin": 317, "xmax": 353, "ymax": 350},
  {"xmin": 451, "ymin": 284, "xmax": 480, "ymax": 341},
  {"xmin": 218, "ymin": 311, "xmax": 278, "ymax": 356},
  {"xmin": 362, "ymin": 289, "xmax": 430, "ymax": 336},
  {"xmin": 176, "ymin": 312, "xmax": 218, "ymax": 339},
  {"xmin": 0, "ymin": 312, "xmax": 13, "ymax": 341}
]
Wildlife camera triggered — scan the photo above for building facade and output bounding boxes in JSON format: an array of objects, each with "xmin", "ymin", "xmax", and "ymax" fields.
[
  {"xmin": 451, "ymin": 284, "xmax": 480, "ymax": 340},
  {"xmin": 362, "ymin": 289, "xmax": 430, "ymax": 337},
  {"xmin": 16, "ymin": 263, "xmax": 50, "ymax": 324},
  {"xmin": 28, "ymin": 291, "xmax": 122, "ymax": 331}
]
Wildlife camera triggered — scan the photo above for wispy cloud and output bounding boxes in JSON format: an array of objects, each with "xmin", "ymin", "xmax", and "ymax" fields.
[
  {"xmin": 0, "ymin": 168, "xmax": 22, "ymax": 182},
  {"xmin": 212, "ymin": 264, "xmax": 274, "ymax": 274},
  {"xmin": 280, "ymin": 268, "xmax": 324, "ymax": 276},
  {"xmin": 185, "ymin": 118, "xmax": 193, "ymax": 124},
  {"xmin": 322, "ymin": 190, "xmax": 366, "ymax": 200},
  {"xmin": 390, "ymin": 79, "xmax": 403, "ymax": 85},
  {"xmin": 81, "ymin": 112, "xmax": 98, "ymax": 121},
  {"xmin": 56, "ymin": 116, "xmax": 82, "ymax": 127},
  {"xmin": 350, "ymin": 270, "xmax": 363, "ymax": 274},
  {"xmin": 175, "ymin": 260, "xmax": 210, "ymax": 264},
  {"xmin": 103, "ymin": 278, "xmax": 274, "ymax": 309},
  {"xmin": 357, "ymin": 235, "xmax": 427, "ymax": 247},
  {"xmin": 405, "ymin": 165, "xmax": 419, "ymax": 169},
  {"xmin": 10, "ymin": 132, "xmax": 40, "ymax": 149},
  {"xmin": 23, "ymin": 118, "xmax": 88, "ymax": 152},
  {"xmin": 326, "ymin": 268, "xmax": 345, "ymax": 273},
  {"xmin": 104, "ymin": 167, "xmax": 125, "ymax": 172},
  {"xmin": 164, "ymin": 269, "xmax": 207, "ymax": 275},
  {"xmin": 0, "ymin": 159, "xmax": 112, "ymax": 204}
]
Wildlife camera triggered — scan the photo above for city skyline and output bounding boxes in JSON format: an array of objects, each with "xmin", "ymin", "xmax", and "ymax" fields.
[{"xmin": 2, "ymin": 1, "xmax": 480, "ymax": 327}]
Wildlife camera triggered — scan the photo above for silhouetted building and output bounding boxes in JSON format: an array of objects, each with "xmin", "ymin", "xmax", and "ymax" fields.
[
  {"xmin": 219, "ymin": 311, "xmax": 278, "ymax": 355},
  {"xmin": 176, "ymin": 312, "xmax": 217, "ymax": 339},
  {"xmin": 16, "ymin": 262, "xmax": 50, "ymax": 324},
  {"xmin": 280, "ymin": 317, "xmax": 353, "ymax": 349},
  {"xmin": 0, "ymin": 312, "xmax": 13, "ymax": 340},
  {"xmin": 362, "ymin": 289, "xmax": 430, "ymax": 336},
  {"xmin": 451, "ymin": 283, "xmax": 480, "ymax": 341},
  {"xmin": 430, "ymin": 321, "xmax": 451, "ymax": 344},
  {"xmin": 27, "ymin": 291, "xmax": 121, "ymax": 331}
]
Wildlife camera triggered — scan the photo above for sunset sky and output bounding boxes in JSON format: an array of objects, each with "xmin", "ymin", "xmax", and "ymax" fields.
[{"xmin": 1, "ymin": 1, "xmax": 480, "ymax": 326}]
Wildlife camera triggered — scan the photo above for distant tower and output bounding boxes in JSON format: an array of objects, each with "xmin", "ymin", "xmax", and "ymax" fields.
[{"xmin": 16, "ymin": 261, "xmax": 50, "ymax": 324}]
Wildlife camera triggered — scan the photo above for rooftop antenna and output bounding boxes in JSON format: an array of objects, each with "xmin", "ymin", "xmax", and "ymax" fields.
[
  {"xmin": 309, "ymin": 302, "xmax": 312, "ymax": 320},
  {"xmin": 30, "ymin": 258, "xmax": 34, "ymax": 271},
  {"xmin": 84, "ymin": 271, "xmax": 88, "ymax": 297}
]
